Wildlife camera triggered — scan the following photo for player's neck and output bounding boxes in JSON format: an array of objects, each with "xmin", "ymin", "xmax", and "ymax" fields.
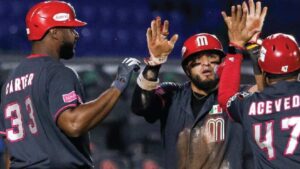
[
  {"xmin": 191, "ymin": 84, "xmax": 208, "ymax": 96},
  {"xmin": 31, "ymin": 42, "xmax": 60, "ymax": 61},
  {"xmin": 267, "ymin": 76, "xmax": 298, "ymax": 85}
]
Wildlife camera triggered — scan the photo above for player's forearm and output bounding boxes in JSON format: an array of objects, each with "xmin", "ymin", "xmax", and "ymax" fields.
[
  {"xmin": 78, "ymin": 87, "xmax": 121, "ymax": 128},
  {"xmin": 132, "ymin": 65, "xmax": 163, "ymax": 111},
  {"xmin": 58, "ymin": 87, "xmax": 121, "ymax": 137},
  {"xmin": 218, "ymin": 50, "xmax": 243, "ymax": 110},
  {"xmin": 246, "ymin": 43, "xmax": 265, "ymax": 91},
  {"xmin": 131, "ymin": 85, "xmax": 162, "ymax": 112},
  {"xmin": 131, "ymin": 65, "xmax": 165, "ymax": 122}
]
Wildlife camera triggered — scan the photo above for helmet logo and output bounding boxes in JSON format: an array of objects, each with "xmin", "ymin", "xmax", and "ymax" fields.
[
  {"xmin": 259, "ymin": 47, "xmax": 266, "ymax": 62},
  {"xmin": 281, "ymin": 65, "xmax": 289, "ymax": 72},
  {"xmin": 181, "ymin": 46, "xmax": 186, "ymax": 57},
  {"xmin": 26, "ymin": 28, "xmax": 30, "ymax": 35},
  {"xmin": 196, "ymin": 36, "xmax": 208, "ymax": 47},
  {"xmin": 53, "ymin": 13, "xmax": 70, "ymax": 21}
]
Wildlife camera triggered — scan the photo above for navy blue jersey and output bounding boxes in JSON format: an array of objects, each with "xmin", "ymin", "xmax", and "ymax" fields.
[
  {"xmin": 227, "ymin": 81, "xmax": 300, "ymax": 169},
  {"xmin": 0, "ymin": 55, "xmax": 93, "ymax": 169},
  {"xmin": 133, "ymin": 82, "xmax": 252, "ymax": 169}
]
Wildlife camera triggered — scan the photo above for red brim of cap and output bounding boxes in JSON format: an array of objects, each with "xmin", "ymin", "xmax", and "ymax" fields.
[{"xmin": 65, "ymin": 19, "xmax": 87, "ymax": 27}]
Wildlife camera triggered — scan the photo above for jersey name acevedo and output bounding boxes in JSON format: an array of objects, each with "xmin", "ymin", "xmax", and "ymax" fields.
[{"xmin": 227, "ymin": 81, "xmax": 300, "ymax": 169}]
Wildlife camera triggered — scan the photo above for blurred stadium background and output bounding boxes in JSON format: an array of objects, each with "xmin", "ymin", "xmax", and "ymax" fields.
[{"xmin": 0, "ymin": 0, "xmax": 299, "ymax": 168}]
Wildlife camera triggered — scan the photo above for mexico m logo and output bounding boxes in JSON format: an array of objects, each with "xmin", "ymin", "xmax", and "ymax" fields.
[
  {"xmin": 206, "ymin": 117, "xmax": 225, "ymax": 143},
  {"xmin": 196, "ymin": 36, "xmax": 208, "ymax": 46}
]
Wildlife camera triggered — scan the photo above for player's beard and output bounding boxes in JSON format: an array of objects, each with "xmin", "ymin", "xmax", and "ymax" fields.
[
  {"xmin": 59, "ymin": 41, "xmax": 75, "ymax": 60},
  {"xmin": 190, "ymin": 75, "xmax": 219, "ymax": 92}
]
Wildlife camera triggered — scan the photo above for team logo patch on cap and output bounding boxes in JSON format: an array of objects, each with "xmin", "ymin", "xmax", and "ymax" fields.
[
  {"xmin": 26, "ymin": 28, "xmax": 30, "ymax": 35},
  {"xmin": 53, "ymin": 13, "xmax": 70, "ymax": 21},
  {"xmin": 281, "ymin": 65, "xmax": 289, "ymax": 72},
  {"xmin": 62, "ymin": 91, "xmax": 77, "ymax": 103},
  {"xmin": 181, "ymin": 46, "xmax": 186, "ymax": 56}
]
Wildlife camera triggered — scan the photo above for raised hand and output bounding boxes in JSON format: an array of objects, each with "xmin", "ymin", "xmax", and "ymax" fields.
[
  {"xmin": 222, "ymin": 4, "xmax": 249, "ymax": 47},
  {"xmin": 245, "ymin": 0, "xmax": 268, "ymax": 43},
  {"xmin": 112, "ymin": 57, "xmax": 141, "ymax": 92},
  {"xmin": 145, "ymin": 16, "xmax": 179, "ymax": 66},
  {"xmin": 222, "ymin": 1, "xmax": 267, "ymax": 47}
]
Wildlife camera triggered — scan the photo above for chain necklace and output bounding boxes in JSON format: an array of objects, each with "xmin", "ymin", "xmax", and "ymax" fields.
[{"xmin": 192, "ymin": 91, "xmax": 206, "ymax": 100}]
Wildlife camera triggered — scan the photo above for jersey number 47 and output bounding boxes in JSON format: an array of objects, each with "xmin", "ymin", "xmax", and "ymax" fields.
[{"xmin": 254, "ymin": 117, "xmax": 300, "ymax": 160}]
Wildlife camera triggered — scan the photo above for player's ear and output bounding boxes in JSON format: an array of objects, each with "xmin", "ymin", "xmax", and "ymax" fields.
[{"xmin": 48, "ymin": 28, "xmax": 60, "ymax": 40}]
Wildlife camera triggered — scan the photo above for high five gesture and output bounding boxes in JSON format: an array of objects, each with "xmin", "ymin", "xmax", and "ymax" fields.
[
  {"xmin": 222, "ymin": 0, "xmax": 268, "ymax": 47},
  {"xmin": 145, "ymin": 17, "xmax": 179, "ymax": 66}
]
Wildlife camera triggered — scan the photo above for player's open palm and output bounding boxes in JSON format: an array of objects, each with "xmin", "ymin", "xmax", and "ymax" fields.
[
  {"xmin": 245, "ymin": 0, "xmax": 268, "ymax": 43},
  {"xmin": 145, "ymin": 17, "xmax": 179, "ymax": 66},
  {"xmin": 222, "ymin": 4, "xmax": 255, "ymax": 47}
]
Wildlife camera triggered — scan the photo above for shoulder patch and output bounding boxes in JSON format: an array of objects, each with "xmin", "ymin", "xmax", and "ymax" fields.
[
  {"xmin": 226, "ymin": 92, "xmax": 252, "ymax": 108},
  {"xmin": 239, "ymin": 91, "xmax": 252, "ymax": 98},
  {"xmin": 62, "ymin": 91, "xmax": 78, "ymax": 103}
]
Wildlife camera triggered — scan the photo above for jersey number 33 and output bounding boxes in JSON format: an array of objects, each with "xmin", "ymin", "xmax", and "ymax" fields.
[{"xmin": 4, "ymin": 97, "xmax": 38, "ymax": 142}]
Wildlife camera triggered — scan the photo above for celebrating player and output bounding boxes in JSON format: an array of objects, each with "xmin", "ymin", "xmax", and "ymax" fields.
[
  {"xmin": 0, "ymin": 1, "xmax": 140, "ymax": 168},
  {"xmin": 215, "ymin": 1, "xmax": 300, "ymax": 169},
  {"xmin": 131, "ymin": 15, "xmax": 259, "ymax": 168}
]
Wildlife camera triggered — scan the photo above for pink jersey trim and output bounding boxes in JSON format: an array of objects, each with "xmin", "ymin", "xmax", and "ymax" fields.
[
  {"xmin": 0, "ymin": 131, "xmax": 6, "ymax": 136},
  {"xmin": 27, "ymin": 54, "xmax": 47, "ymax": 59},
  {"xmin": 54, "ymin": 103, "xmax": 77, "ymax": 121}
]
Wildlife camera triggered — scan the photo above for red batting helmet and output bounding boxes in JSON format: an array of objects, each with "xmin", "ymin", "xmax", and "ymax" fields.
[
  {"xmin": 181, "ymin": 33, "xmax": 225, "ymax": 65},
  {"xmin": 26, "ymin": 1, "xmax": 87, "ymax": 41},
  {"xmin": 258, "ymin": 33, "xmax": 300, "ymax": 74}
]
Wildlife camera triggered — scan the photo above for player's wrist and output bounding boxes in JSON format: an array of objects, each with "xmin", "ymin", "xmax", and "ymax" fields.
[
  {"xmin": 229, "ymin": 40, "xmax": 246, "ymax": 48},
  {"xmin": 248, "ymin": 32, "xmax": 263, "ymax": 45},
  {"xmin": 245, "ymin": 43, "xmax": 262, "ymax": 75},
  {"xmin": 111, "ymin": 79, "xmax": 128, "ymax": 93},
  {"xmin": 228, "ymin": 42, "xmax": 246, "ymax": 55},
  {"xmin": 111, "ymin": 72, "xmax": 131, "ymax": 93},
  {"xmin": 111, "ymin": 80, "xmax": 122, "ymax": 92},
  {"xmin": 144, "ymin": 51, "xmax": 169, "ymax": 66},
  {"xmin": 137, "ymin": 71, "xmax": 159, "ymax": 91},
  {"xmin": 143, "ymin": 65, "xmax": 161, "ymax": 81}
]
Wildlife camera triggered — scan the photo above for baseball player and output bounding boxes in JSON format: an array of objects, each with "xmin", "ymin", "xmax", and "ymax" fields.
[
  {"xmin": 131, "ymin": 16, "xmax": 257, "ymax": 169},
  {"xmin": 0, "ymin": 1, "xmax": 140, "ymax": 168},
  {"xmin": 220, "ymin": 33, "xmax": 300, "ymax": 169},
  {"xmin": 216, "ymin": 1, "xmax": 300, "ymax": 169}
]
